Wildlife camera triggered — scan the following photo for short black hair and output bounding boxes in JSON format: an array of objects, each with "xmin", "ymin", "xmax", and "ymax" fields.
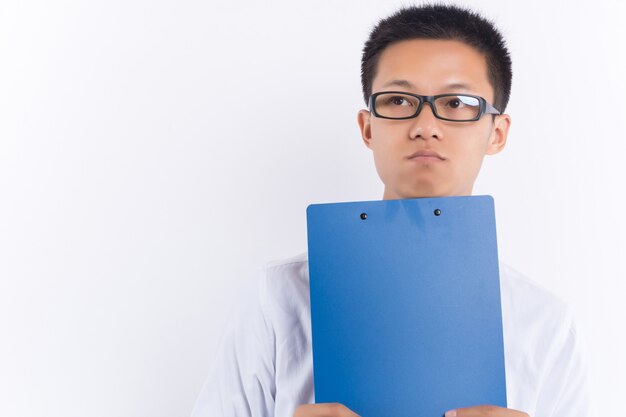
[{"xmin": 360, "ymin": 3, "xmax": 512, "ymax": 113}]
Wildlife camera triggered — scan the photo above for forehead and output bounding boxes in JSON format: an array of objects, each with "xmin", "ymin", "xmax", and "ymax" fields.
[{"xmin": 372, "ymin": 38, "xmax": 493, "ymax": 100}]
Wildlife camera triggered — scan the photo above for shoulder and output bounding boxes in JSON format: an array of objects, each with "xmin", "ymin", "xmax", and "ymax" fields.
[
  {"xmin": 499, "ymin": 263, "xmax": 589, "ymax": 414},
  {"xmin": 499, "ymin": 261, "xmax": 578, "ymax": 364},
  {"xmin": 262, "ymin": 251, "xmax": 309, "ymax": 289},
  {"xmin": 264, "ymin": 251, "xmax": 309, "ymax": 275},
  {"xmin": 499, "ymin": 261, "xmax": 574, "ymax": 328},
  {"xmin": 258, "ymin": 251, "xmax": 310, "ymax": 321}
]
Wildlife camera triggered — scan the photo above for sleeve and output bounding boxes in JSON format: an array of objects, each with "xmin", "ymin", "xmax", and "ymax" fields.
[
  {"xmin": 535, "ymin": 309, "xmax": 591, "ymax": 417},
  {"xmin": 190, "ymin": 266, "xmax": 277, "ymax": 417}
]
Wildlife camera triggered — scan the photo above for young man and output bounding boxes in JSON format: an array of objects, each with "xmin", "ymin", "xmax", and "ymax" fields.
[{"xmin": 191, "ymin": 4, "xmax": 589, "ymax": 417}]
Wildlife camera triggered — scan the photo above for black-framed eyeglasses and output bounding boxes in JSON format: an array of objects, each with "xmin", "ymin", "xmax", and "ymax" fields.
[{"xmin": 368, "ymin": 91, "xmax": 501, "ymax": 122}]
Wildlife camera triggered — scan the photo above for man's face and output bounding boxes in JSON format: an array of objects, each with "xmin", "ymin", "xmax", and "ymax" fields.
[{"xmin": 357, "ymin": 39, "xmax": 511, "ymax": 199}]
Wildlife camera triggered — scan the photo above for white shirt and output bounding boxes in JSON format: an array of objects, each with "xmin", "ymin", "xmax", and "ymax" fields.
[{"xmin": 191, "ymin": 251, "xmax": 590, "ymax": 417}]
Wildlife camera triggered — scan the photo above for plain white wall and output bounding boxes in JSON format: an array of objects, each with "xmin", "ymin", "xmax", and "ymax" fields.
[{"xmin": 0, "ymin": 0, "xmax": 624, "ymax": 416}]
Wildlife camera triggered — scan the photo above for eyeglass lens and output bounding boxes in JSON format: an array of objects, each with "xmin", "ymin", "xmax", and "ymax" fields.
[{"xmin": 374, "ymin": 93, "xmax": 481, "ymax": 120}]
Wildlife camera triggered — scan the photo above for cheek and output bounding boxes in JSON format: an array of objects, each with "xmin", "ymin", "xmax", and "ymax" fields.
[
  {"xmin": 455, "ymin": 138, "xmax": 486, "ymax": 157},
  {"xmin": 368, "ymin": 126, "xmax": 406, "ymax": 179},
  {"xmin": 449, "ymin": 121, "xmax": 492, "ymax": 153},
  {"xmin": 449, "ymin": 131, "xmax": 492, "ymax": 174},
  {"xmin": 369, "ymin": 125, "xmax": 400, "ymax": 158},
  {"xmin": 370, "ymin": 121, "xmax": 411, "ymax": 145}
]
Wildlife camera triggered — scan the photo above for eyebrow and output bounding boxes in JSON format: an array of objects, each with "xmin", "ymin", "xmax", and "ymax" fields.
[{"xmin": 381, "ymin": 79, "xmax": 474, "ymax": 91}]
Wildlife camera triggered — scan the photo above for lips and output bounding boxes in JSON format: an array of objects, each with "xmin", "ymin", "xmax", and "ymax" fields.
[{"xmin": 407, "ymin": 150, "xmax": 445, "ymax": 160}]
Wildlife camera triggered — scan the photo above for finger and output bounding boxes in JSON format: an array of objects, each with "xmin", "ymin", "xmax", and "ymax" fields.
[
  {"xmin": 447, "ymin": 404, "xmax": 529, "ymax": 417},
  {"xmin": 293, "ymin": 402, "xmax": 361, "ymax": 417}
]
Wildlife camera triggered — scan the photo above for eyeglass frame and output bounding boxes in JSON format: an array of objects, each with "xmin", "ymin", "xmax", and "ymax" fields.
[{"xmin": 367, "ymin": 91, "xmax": 501, "ymax": 122}]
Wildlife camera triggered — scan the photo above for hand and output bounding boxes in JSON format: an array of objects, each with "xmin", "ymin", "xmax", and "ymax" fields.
[
  {"xmin": 294, "ymin": 403, "xmax": 361, "ymax": 417},
  {"xmin": 445, "ymin": 405, "xmax": 530, "ymax": 417}
]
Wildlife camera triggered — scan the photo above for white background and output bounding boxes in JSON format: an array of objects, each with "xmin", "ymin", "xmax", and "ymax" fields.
[{"xmin": 1, "ymin": 0, "xmax": 624, "ymax": 416}]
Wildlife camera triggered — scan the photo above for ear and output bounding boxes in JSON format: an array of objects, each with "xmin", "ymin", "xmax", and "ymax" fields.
[
  {"xmin": 357, "ymin": 109, "xmax": 373, "ymax": 150},
  {"xmin": 485, "ymin": 113, "xmax": 511, "ymax": 156}
]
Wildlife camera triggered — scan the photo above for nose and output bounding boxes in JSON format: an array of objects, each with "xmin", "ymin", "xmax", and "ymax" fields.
[
  {"xmin": 408, "ymin": 100, "xmax": 440, "ymax": 140},
  {"xmin": 414, "ymin": 99, "xmax": 438, "ymax": 119}
]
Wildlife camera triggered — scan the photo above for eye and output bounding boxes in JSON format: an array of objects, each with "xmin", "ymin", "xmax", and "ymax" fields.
[
  {"xmin": 388, "ymin": 96, "xmax": 412, "ymax": 106},
  {"xmin": 446, "ymin": 98, "xmax": 462, "ymax": 108}
]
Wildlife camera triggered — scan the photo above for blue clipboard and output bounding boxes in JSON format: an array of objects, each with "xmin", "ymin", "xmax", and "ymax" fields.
[{"xmin": 306, "ymin": 195, "xmax": 506, "ymax": 417}]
